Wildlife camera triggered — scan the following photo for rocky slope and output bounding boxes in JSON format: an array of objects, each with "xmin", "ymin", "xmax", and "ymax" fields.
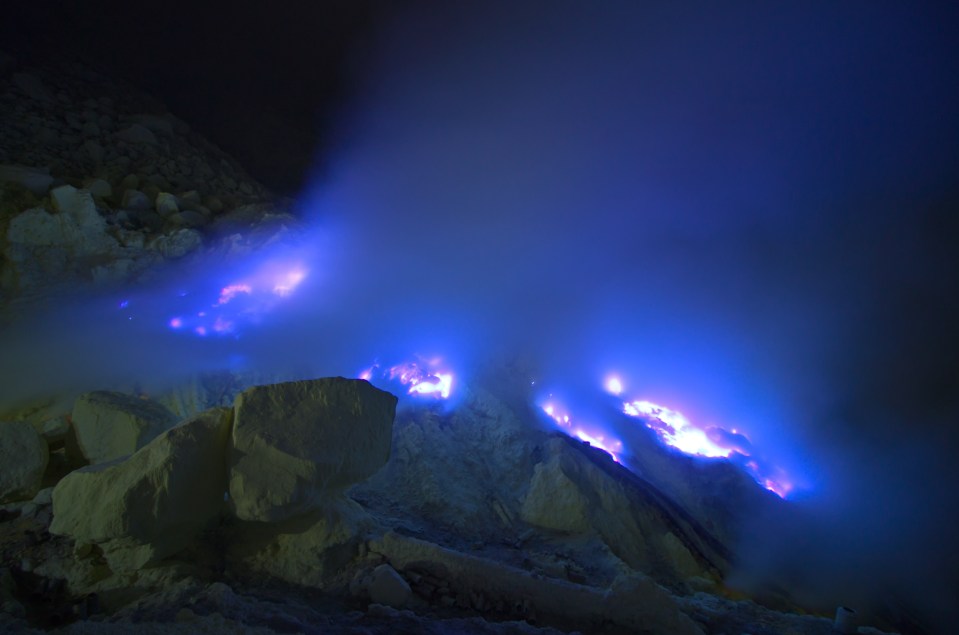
[
  {"xmin": 2, "ymin": 375, "xmax": 860, "ymax": 635},
  {"xmin": 0, "ymin": 50, "xmax": 297, "ymax": 314}
]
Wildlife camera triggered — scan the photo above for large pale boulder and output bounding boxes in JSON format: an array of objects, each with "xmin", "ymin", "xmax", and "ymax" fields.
[
  {"xmin": 50, "ymin": 408, "xmax": 232, "ymax": 572},
  {"xmin": 229, "ymin": 378, "xmax": 396, "ymax": 522},
  {"xmin": 71, "ymin": 391, "xmax": 178, "ymax": 464},
  {"xmin": 0, "ymin": 421, "xmax": 49, "ymax": 502},
  {"xmin": 519, "ymin": 437, "xmax": 721, "ymax": 585},
  {"xmin": 521, "ymin": 455, "xmax": 592, "ymax": 533}
]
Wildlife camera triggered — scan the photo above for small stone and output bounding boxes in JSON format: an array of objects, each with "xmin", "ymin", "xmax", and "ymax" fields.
[
  {"xmin": 368, "ymin": 564, "xmax": 412, "ymax": 608},
  {"xmin": 155, "ymin": 192, "xmax": 179, "ymax": 217},
  {"xmin": 118, "ymin": 173, "xmax": 139, "ymax": 192},
  {"xmin": 121, "ymin": 189, "xmax": 151, "ymax": 211},
  {"xmin": 116, "ymin": 124, "xmax": 157, "ymax": 145},
  {"xmin": 73, "ymin": 542, "xmax": 93, "ymax": 559},
  {"xmin": 31, "ymin": 487, "xmax": 53, "ymax": 507},
  {"xmin": 83, "ymin": 178, "xmax": 112, "ymax": 199}
]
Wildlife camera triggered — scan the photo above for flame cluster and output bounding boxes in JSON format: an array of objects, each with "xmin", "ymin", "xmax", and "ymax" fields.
[
  {"xmin": 360, "ymin": 359, "xmax": 454, "ymax": 400},
  {"xmin": 608, "ymin": 375, "xmax": 793, "ymax": 497},
  {"xmin": 541, "ymin": 400, "xmax": 624, "ymax": 462},
  {"xmin": 537, "ymin": 374, "xmax": 794, "ymax": 498},
  {"xmin": 166, "ymin": 261, "xmax": 308, "ymax": 337}
]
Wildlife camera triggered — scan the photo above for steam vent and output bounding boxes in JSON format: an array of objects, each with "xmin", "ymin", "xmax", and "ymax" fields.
[{"xmin": 1, "ymin": 3, "xmax": 957, "ymax": 634}]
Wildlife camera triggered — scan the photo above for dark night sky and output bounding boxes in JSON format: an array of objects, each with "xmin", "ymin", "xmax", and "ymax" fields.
[
  {"xmin": 3, "ymin": 1, "xmax": 959, "ymax": 630},
  {"xmin": 2, "ymin": 0, "xmax": 387, "ymax": 193}
]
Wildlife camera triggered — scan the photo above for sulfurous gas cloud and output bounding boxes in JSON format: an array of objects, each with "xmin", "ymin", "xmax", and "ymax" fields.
[{"xmin": 296, "ymin": 1, "xmax": 959, "ymax": 629}]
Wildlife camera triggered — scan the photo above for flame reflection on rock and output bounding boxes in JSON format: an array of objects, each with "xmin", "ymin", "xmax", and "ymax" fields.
[{"xmin": 540, "ymin": 399, "xmax": 623, "ymax": 462}]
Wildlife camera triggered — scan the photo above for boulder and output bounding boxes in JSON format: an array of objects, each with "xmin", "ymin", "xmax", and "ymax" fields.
[
  {"xmin": 50, "ymin": 408, "xmax": 232, "ymax": 572},
  {"xmin": 120, "ymin": 189, "xmax": 151, "ymax": 211},
  {"xmin": 82, "ymin": 178, "xmax": 112, "ymax": 199},
  {"xmin": 519, "ymin": 438, "xmax": 720, "ymax": 584},
  {"xmin": 521, "ymin": 455, "xmax": 592, "ymax": 533},
  {"xmin": 229, "ymin": 378, "xmax": 396, "ymax": 522},
  {"xmin": 49, "ymin": 185, "xmax": 105, "ymax": 230},
  {"xmin": 71, "ymin": 391, "xmax": 178, "ymax": 464},
  {"xmin": 369, "ymin": 563, "xmax": 412, "ymax": 608},
  {"xmin": 155, "ymin": 192, "xmax": 179, "ymax": 217},
  {"xmin": 0, "ymin": 421, "xmax": 49, "ymax": 502}
]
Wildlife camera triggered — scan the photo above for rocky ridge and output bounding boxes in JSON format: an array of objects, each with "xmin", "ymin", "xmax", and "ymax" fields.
[
  {"xmin": 1, "ymin": 375, "xmax": 869, "ymax": 635},
  {"xmin": 0, "ymin": 50, "xmax": 299, "ymax": 312}
]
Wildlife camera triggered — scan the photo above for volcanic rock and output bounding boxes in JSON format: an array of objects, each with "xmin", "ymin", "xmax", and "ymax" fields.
[
  {"xmin": 520, "ymin": 452, "xmax": 592, "ymax": 533},
  {"xmin": 228, "ymin": 378, "xmax": 396, "ymax": 522},
  {"xmin": 154, "ymin": 191, "xmax": 178, "ymax": 217},
  {"xmin": 120, "ymin": 188, "xmax": 151, "ymax": 210},
  {"xmin": 147, "ymin": 228, "xmax": 202, "ymax": 259},
  {"xmin": 50, "ymin": 407, "xmax": 232, "ymax": 572},
  {"xmin": 521, "ymin": 437, "xmax": 722, "ymax": 584},
  {"xmin": 0, "ymin": 421, "xmax": 49, "ymax": 502},
  {"xmin": 368, "ymin": 563, "xmax": 412, "ymax": 608},
  {"xmin": 71, "ymin": 391, "xmax": 178, "ymax": 464},
  {"xmin": 81, "ymin": 177, "xmax": 111, "ymax": 199},
  {"xmin": 371, "ymin": 531, "xmax": 704, "ymax": 635},
  {"xmin": 228, "ymin": 498, "xmax": 375, "ymax": 588}
]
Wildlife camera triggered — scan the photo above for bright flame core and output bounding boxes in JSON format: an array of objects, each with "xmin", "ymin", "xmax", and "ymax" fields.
[
  {"xmin": 617, "ymin": 392, "xmax": 793, "ymax": 498},
  {"xmin": 623, "ymin": 400, "xmax": 732, "ymax": 458},
  {"xmin": 359, "ymin": 359, "xmax": 454, "ymax": 400},
  {"xmin": 605, "ymin": 375, "xmax": 623, "ymax": 395}
]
